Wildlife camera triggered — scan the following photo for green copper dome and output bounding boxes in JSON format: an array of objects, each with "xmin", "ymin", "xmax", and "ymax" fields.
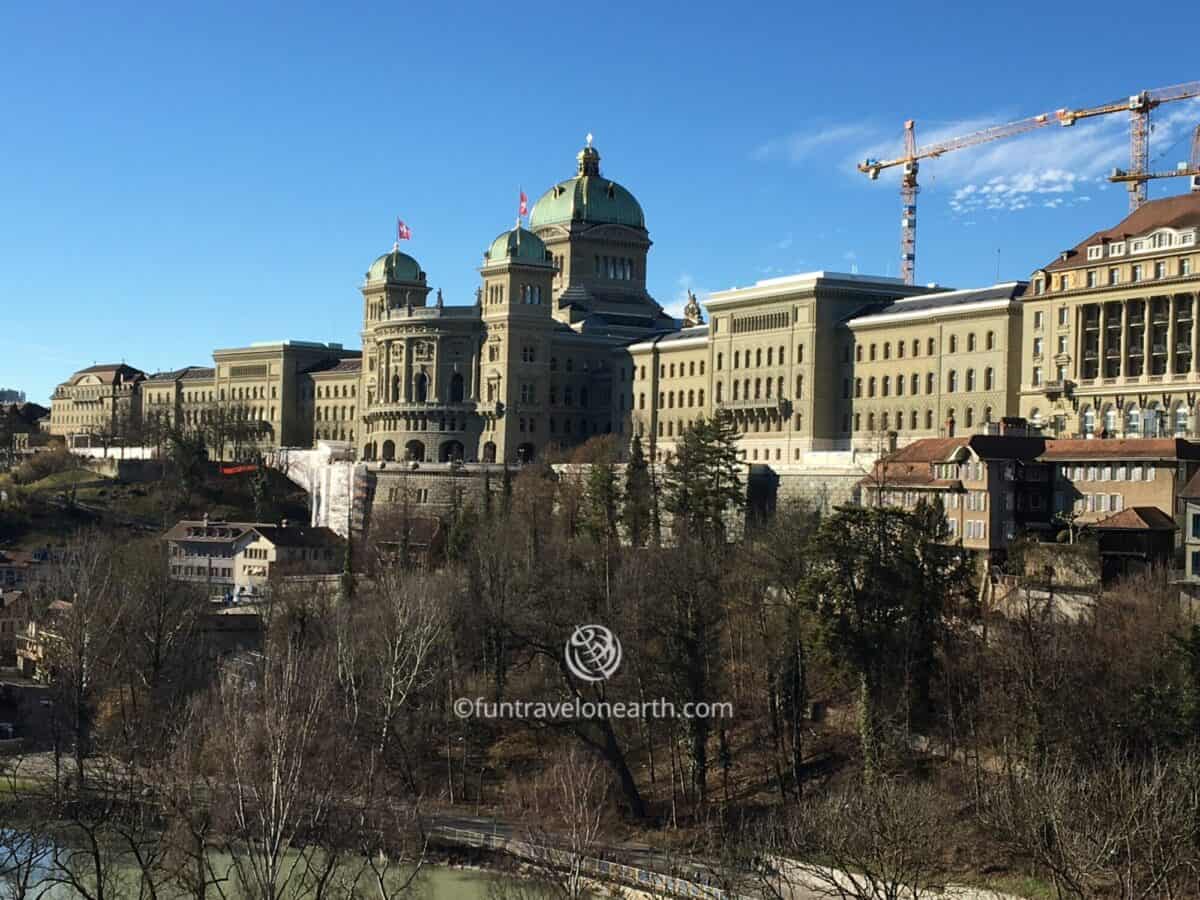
[
  {"xmin": 485, "ymin": 226, "xmax": 552, "ymax": 265},
  {"xmin": 366, "ymin": 249, "xmax": 425, "ymax": 283},
  {"xmin": 529, "ymin": 140, "xmax": 646, "ymax": 230}
]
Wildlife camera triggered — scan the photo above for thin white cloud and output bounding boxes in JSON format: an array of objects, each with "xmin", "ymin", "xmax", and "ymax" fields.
[
  {"xmin": 666, "ymin": 273, "xmax": 709, "ymax": 320},
  {"xmin": 850, "ymin": 98, "xmax": 1200, "ymax": 215},
  {"xmin": 752, "ymin": 123, "xmax": 876, "ymax": 164}
]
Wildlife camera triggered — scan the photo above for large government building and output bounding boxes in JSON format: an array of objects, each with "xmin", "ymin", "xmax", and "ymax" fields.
[{"xmin": 48, "ymin": 138, "xmax": 1200, "ymax": 473}]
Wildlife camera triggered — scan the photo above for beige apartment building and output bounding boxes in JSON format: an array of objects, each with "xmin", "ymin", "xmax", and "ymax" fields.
[
  {"xmin": 1021, "ymin": 194, "xmax": 1200, "ymax": 438},
  {"xmin": 48, "ymin": 363, "xmax": 145, "ymax": 444}
]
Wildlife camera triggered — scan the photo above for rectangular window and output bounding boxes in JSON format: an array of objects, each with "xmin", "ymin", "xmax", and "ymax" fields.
[{"xmin": 1109, "ymin": 267, "xmax": 1120, "ymax": 285}]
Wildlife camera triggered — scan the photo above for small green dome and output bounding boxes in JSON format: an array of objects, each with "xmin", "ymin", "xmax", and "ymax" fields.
[
  {"xmin": 485, "ymin": 226, "xmax": 552, "ymax": 265},
  {"xmin": 529, "ymin": 141, "xmax": 646, "ymax": 230},
  {"xmin": 366, "ymin": 249, "xmax": 425, "ymax": 283}
]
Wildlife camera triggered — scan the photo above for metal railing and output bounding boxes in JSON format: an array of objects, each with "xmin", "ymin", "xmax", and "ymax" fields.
[{"xmin": 429, "ymin": 825, "xmax": 728, "ymax": 899}]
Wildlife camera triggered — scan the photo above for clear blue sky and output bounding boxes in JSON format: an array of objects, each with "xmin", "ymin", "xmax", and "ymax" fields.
[{"xmin": 3, "ymin": 0, "xmax": 1198, "ymax": 403}]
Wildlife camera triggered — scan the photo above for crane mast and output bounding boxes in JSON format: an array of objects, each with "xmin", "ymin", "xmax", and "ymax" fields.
[
  {"xmin": 861, "ymin": 81, "xmax": 1200, "ymax": 285},
  {"xmin": 1109, "ymin": 123, "xmax": 1200, "ymax": 193}
]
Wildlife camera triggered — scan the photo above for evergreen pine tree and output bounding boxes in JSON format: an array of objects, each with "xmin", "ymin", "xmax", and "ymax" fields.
[
  {"xmin": 622, "ymin": 434, "xmax": 651, "ymax": 547},
  {"xmin": 663, "ymin": 412, "xmax": 744, "ymax": 545}
]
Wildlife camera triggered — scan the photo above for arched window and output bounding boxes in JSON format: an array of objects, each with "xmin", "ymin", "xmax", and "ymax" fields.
[
  {"xmin": 882, "ymin": 376, "xmax": 891, "ymax": 397},
  {"xmin": 965, "ymin": 407, "xmax": 974, "ymax": 427},
  {"xmin": 413, "ymin": 372, "xmax": 428, "ymax": 402},
  {"xmin": 949, "ymin": 335, "xmax": 958, "ymax": 352},
  {"xmin": 765, "ymin": 379, "xmax": 773, "ymax": 398},
  {"xmin": 1143, "ymin": 403, "xmax": 1161, "ymax": 438},
  {"xmin": 966, "ymin": 369, "xmax": 975, "ymax": 391},
  {"xmin": 868, "ymin": 412, "xmax": 876, "ymax": 431},
  {"xmin": 754, "ymin": 378, "xmax": 762, "ymax": 399},
  {"xmin": 896, "ymin": 374, "xmax": 904, "ymax": 396},
  {"xmin": 716, "ymin": 353, "xmax": 723, "ymax": 371},
  {"xmin": 767, "ymin": 347, "xmax": 773, "ymax": 366},
  {"xmin": 1104, "ymin": 406, "xmax": 1118, "ymax": 435},
  {"xmin": 986, "ymin": 331, "xmax": 995, "ymax": 350},
  {"xmin": 449, "ymin": 372, "xmax": 465, "ymax": 403},
  {"xmin": 910, "ymin": 373, "xmax": 919, "ymax": 394},
  {"xmin": 1176, "ymin": 404, "xmax": 1189, "ymax": 437},
  {"xmin": 881, "ymin": 411, "xmax": 890, "ymax": 429},
  {"xmin": 868, "ymin": 377, "xmax": 876, "ymax": 397},
  {"xmin": 926, "ymin": 373, "xmax": 935, "ymax": 394},
  {"xmin": 716, "ymin": 383, "xmax": 723, "ymax": 402},
  {"xmin": 948, "ymin": 370, "xmax": 958, "ymax": 392},
  {"xmin": 925, "ymin": 409, "xmax": 934, "ymax": 429},
  {"xmin": 883, "ymin": 342, "xmax": 891, "ymax": 360},
  {"xmin": 984, "ymin": 367, "xmax": 994, "ymax": 390},
  {"xmin": 968, "ymin": 333, "xmax": 976, "ymax": 351},
  {"xmin": 796, "ymin": 375, "xmax": 804, "ymax": 397},
  {"xmin": 910, "ymin": 410, "xmax": 918, "ymax": 429}
]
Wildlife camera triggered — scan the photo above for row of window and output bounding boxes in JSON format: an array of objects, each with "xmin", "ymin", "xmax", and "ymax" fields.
[
  {"xmin": 656, "ymin": 360, "xmax": 707, "ymax": 378},
  {"xmin": 855, "ymin": 333, "xmax": 997, "ymax": 362},
  {"xmin": 1086, "ymin": 231, "xmax": 1196, "ymax": 260},
  {"xmin": 1059, "ymin": 463, "xmax": 1157, "ymax": 483},
  {"xmin": 639, "ymin": 389, "xmax": 708, "ymax": 410},
  {"xmin": 315, "ymin": 383, "xmax": 356, "ymax": 399},
  {"xmin": 712, "ymin": 375, "xmax": 800, "ymax": 403},
  {"xmin": 853, "ymin": 368, "xmax": 996, "ymax": 398},
  {"xmin": 854, "ymin": 407, "xmax": 994, "ymax": 432},
  {"xmin": 315, "ymin": 405, "xmax": 354, "ymax": 421},
  {"xmin": 716, "ymin": 344, "xmax": 804, "ymax": 371},
  {"xmin": 595, "ymin": 255, "xmax": 635, "ymax": 280},
  {"xmin": 1035, "ymin": 256, "xmax": 1194, "ymax": 293}
]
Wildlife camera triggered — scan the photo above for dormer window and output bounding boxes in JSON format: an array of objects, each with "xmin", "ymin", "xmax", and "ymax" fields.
[
  {"xmin": 1087, "ymin": 245, "xmax": 1103, "ymax": 260},
  {"xmin": 1110, "ymin": 242, "xmax": 1126, "ymax": 256}
]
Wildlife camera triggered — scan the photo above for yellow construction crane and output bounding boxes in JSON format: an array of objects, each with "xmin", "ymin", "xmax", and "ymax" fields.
[
  {"xmin": 860, "ymin": 81, "xmax": 1200, "ymax": 285},
  {"xmin": 858, "ymin": 113, "xmax": 1058, "ymax": 285},
  {"xmin": 1109, "ymin": 123, "xmax": 1200, "ymax": 194},
  {"xmin": 1058, "ymin": 82, "xmax": 1200, "ymax": 209}
]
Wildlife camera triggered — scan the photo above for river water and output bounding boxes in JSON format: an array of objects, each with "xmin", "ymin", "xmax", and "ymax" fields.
[{"xmin": 2, "ymin": 841, "xmax": 540, "ymax": 900}]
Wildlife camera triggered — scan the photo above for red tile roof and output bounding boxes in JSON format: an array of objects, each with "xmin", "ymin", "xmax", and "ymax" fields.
[
  {"xmin": 1042, "ymin": 193, "xmax": 1200, "ymax": 272},
  {"xmin": 1039, "ymin": 438, "xmax": 1200, "ymax": 461},
  {"xmin": 1091, "ymin": 506, "xmax": 1178, "ymax": 531}
]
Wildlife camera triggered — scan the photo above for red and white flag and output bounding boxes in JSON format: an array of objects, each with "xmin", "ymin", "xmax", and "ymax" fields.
[
  {"xmin": 518, "ymin": 190, "xmax": 528, "ymax": 218},
  {"xmin": 396, "ymin": 218, "xmax": 412, "ymax": 241}
]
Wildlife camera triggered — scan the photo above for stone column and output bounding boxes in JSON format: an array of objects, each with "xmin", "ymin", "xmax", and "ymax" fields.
[
  {"xmin": 402, "ymin": 339, "xmax": 411, "ymax": 402},
  {"xmin": 1143, "ymin": 299, "xmax": 1153, "ymax": 381},
  {"xmin": 1191, "ymin": 292, "xmax": 1200, "ymax": 374},
  {"xmin": 1168, "ymin": 294, "xmax": 1178, "ymax": 376},
  {"xmin": 1097, "ymin": 303, "xmax": 1107, "ymax": 380},
  {"xmin": 1120, "ymin": 300, "xmax": 1129, "ymax": 379}
]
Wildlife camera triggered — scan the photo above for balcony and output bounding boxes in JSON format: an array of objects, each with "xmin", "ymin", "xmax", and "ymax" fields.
[
  {"xmin": 1041, "ymin": 380, "xmax": 1073, "ymax": 398},
  {"xmin": 717, "ymin": 396, "xmax": 792, "ymax": 415}
]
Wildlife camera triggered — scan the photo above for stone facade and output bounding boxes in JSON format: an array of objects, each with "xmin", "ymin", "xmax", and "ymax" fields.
[{"xmin": 48, "ymin": 149, "xmax": 1200, "ymax": 478}]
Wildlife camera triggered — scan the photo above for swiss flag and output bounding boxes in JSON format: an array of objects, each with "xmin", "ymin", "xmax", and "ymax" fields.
[
  {"xmin": 396, "ymin": 218, "xmax": 412, "ymax": 241},
  {"xmin": 519, "ymin": 190, "xmax": 528, "ymax": 217}
]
